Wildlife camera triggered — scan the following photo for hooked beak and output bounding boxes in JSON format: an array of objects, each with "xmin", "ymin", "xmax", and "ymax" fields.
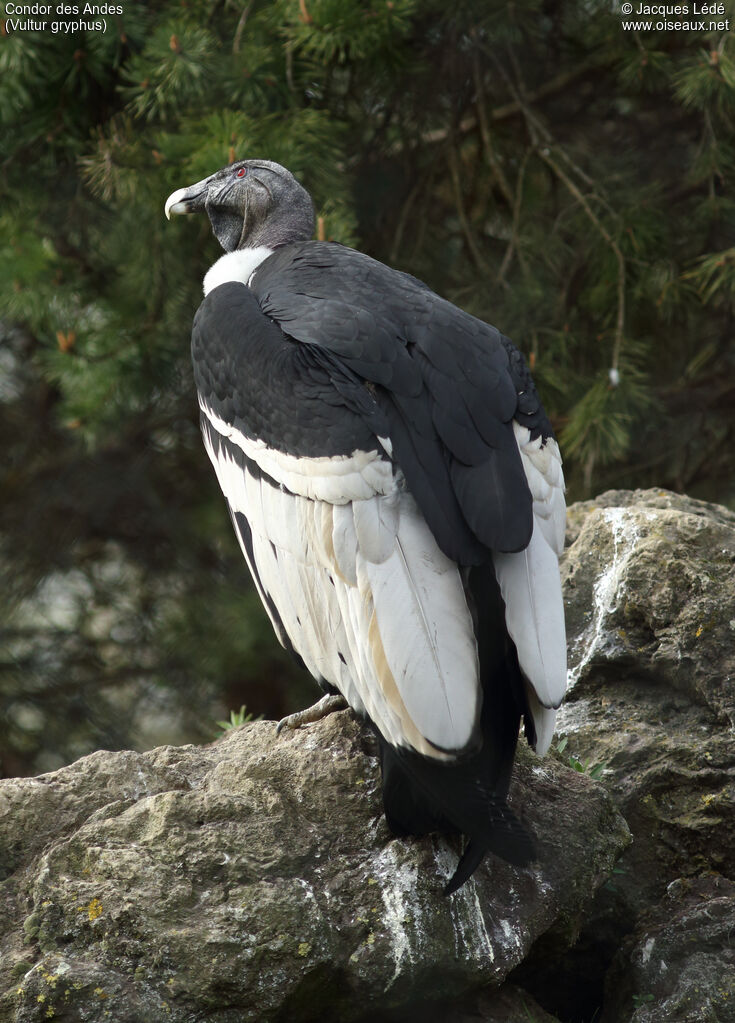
[{"xmin": 164, "ymin": 177, "xmax": 210, "ymax": 220}]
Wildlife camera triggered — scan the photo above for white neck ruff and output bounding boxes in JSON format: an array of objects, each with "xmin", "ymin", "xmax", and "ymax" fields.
[{"xmin": 202, "ymin": 247, "xmax": 273, "ymax": 296}]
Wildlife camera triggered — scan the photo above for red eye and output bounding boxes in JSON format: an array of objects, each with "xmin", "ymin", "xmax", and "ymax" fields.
[{"xmin": 236, "ymin": 167, "xmax": 246, "ymax": 178}]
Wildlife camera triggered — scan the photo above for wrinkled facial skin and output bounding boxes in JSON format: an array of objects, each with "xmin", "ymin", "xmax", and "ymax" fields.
[
  {"xmin": 205, "ymin": 162, "xmax": 270, "ymax": 252},
  {"xmin": 165, "ymin": 160, "xmax": 314, "ymax": 252}
]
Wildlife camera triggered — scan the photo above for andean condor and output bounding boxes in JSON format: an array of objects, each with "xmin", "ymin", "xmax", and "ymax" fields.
[{"xmin": 165, "ymin": 159, "xmax": 567, "ymax": 894}]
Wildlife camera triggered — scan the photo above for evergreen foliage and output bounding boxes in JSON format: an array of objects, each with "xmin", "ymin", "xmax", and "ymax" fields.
[{"xmin": 1, "ymin": 0, "xmax": 734, "ymax": 773}]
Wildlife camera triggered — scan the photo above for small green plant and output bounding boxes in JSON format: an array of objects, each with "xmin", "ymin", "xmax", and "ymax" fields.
[
  {"xmin": 520, "ymin": 992, "xmax": 544, "ymax": 1022},
  {"xmin": 555, "ymin": 737, "xmax": 607, "ymax": 780},
  {"xmin": 632, "ymin": 993, "xmax": 655, "ymax": 1006},
  {"xmin": 215, "ymin": 705, "xmax": 258, "ymax": 736},
  {"xmin": 604, "ymin": 864, "xmax": 629, "ymax": 894}
]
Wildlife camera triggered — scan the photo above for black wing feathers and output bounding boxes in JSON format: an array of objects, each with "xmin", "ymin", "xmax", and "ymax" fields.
[
  {"xmin": 251, "ymin": 242, "xmax": 536, "ymax": 560},
  {"xmin": 501, "ymin": 336, "xmax": 556, "ymax": 442},
  {"xmin": 377, "ymin": 389, "xmax": 487, "ymax": 564},
  {"xmin": 192, "ymin": 282, "xmax": 387, "ymax": 460}
]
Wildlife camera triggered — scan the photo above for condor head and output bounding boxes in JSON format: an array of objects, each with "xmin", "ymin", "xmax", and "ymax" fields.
[{"xmin": 165, "ymin": 159, "xmax": 315, "ymax": 252}]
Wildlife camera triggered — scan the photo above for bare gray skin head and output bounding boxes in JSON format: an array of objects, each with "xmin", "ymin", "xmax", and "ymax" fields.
[{"xmin": 165, "ymin": 159, "xmax": 315, "ymax": 252}]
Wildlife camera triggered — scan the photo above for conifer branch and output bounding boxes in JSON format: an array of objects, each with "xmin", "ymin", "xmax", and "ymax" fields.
[
  {"xmin": 391, "ymin": 56, "xmax": 612, "ymax": 156},
  {"xmin": 497, "ymin": 147, "xmax": 531, "ymax": 286},
  {"xmin": 447, "ymin": 141, "xmax": 490, "ymax": 276},
  {"xmin": 471, "ymin": 52, "xmax": 514, "ymax": 209},
  {"xmin": 389, "ymin": 179, "xmax": 421, "ymax": 263},
  {"xmin": 536, "ymin": 144, "xmax": 626, "ymax": 374},
  {"xmin": 497, "ymin": 51, "xmax": 626, "ymax": 373},
  {"xmin": 233, "ymin": 0, "xmax": 255, "ymax": 54}
]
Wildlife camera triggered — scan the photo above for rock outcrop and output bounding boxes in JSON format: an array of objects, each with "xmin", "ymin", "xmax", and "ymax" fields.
[
  {"xmin": 2, "ymin": 488, "xmax": 734, "ymax": 1023},
  {"xmin": 538, "ymin": 489, "xmax": 735, "ymax": 1022},
  {"xmin": 601, "ymin": 876, "xmax": 735, "ymax": 1023},
  {"xmin": 1, "ymin": 713, "xmax": 626, "ymax": 1022},
  {"xmin": 559, "ymin": 490, "xmax": 735, "ymax": 905}
]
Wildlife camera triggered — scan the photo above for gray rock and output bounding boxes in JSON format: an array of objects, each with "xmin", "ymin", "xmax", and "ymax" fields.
[
  {"xmin": 542, "ymin": 489, "xmax": 735, "ymax": 1022},
  {"xmin": 558, "ymin": 489, "xmax": 735, "ymax": 906},
  {"xmin": 470, "ymin": 986, "xmax": 563, "ymax": 1023},
  {"xmin": 601, "ymin": 876, "xmax": 735, "ymax": 1023},
  {"xmin": 562, "ymin": 488, "xmax": 735, "ymax": 722},
  {"xmin": 0, "ymin": 711, "xmax": 628, "ymax": 1022},
  {"xmin": 386, "ymin": 983, "xmax": 564, "ymax": 1022}
]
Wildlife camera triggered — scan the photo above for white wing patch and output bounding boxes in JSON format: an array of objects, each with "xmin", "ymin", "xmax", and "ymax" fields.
[
  {"xmin": 201, "ymin": 400, "xmax": 394, "ymax": 504},
  {"xmin": 493, "ymin": 423, "xmax": 567, "ymax": 755},
  {"xmin": 364, "ymin": 498, "xmax": 480, "ymax": 752},
  {"xmin": 202, "ymin": 409, "xmax": 481, "ymax": 759}
]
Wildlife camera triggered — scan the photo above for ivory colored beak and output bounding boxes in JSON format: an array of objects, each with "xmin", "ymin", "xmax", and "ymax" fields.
[{"xmin": 164, "ymin": 183, "xmax": 207, "ymax": 220}]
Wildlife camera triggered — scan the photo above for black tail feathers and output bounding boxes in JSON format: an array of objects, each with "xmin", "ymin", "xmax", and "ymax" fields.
[
  {"xmin": 378, "ymin": 739, "xmax": 537, "ymax": 894},
  {"xmin": 443, "ymin": 803, "xmax": 536, "ymax": 895}
]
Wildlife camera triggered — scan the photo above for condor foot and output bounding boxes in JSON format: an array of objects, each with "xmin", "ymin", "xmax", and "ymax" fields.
[{"xmin": 276, "ymin": 693, "xmax": 347, "ymax": 734}]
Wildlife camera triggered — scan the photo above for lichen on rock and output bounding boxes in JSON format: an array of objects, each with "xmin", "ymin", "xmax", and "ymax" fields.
[
  {"xmin": 0, "ymin": 710, "xmax": 627, "ymax": 1022},
  {"xmin": 536, "ymin": 489, "xmax": 735, "ymax": 1022}
]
